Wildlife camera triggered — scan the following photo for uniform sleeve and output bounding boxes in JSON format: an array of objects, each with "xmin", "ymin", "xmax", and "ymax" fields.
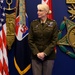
[
  {"xmin": 28, "ymin": 22, "xmax": 39, "ymax": 55},
  {"xmin": 44, "ymin": 21, "xmax": 58, "ymax": 56}
]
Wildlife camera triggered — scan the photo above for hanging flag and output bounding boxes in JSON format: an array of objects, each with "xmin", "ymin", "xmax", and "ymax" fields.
[
  {"xmin": 42, "ymin": 0, "xmax": 57, "ymax": 52},
  {"xmin": 42, "ymin": 0, "xmax": 53, "ymax": 19},
  {"xmin": 0, "ymin": 0, "xmax": 9, "ymax": 75},
  {"xmin": 14, "ymin": 0, "xmax": 31, "ymax": 75}
]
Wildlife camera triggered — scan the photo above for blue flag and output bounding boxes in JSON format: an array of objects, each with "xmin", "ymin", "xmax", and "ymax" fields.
[{"xmin": 14, "ymin": 0, "xmax": 31, "ymax": 74}]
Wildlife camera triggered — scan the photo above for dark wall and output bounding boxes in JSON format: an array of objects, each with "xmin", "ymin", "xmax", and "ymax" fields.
[{"xmin": 8, "ymin": 0, "xmax": 75, "ymax": 75}]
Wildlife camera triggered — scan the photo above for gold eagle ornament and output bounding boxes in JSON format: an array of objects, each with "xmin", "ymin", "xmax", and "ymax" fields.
[{"xmin": 68, "ymin": 4, "xmax": 75, "ymax": 20}]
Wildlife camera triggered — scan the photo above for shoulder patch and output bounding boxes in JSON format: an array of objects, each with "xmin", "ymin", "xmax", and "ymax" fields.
[{"xmin": 50, "ymin": 19, "xmax": 55, "ymax": 22}]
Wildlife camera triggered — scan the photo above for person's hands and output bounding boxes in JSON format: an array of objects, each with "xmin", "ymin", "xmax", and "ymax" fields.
[{"xmin": 37, "ymin": 52, "xmax": 45, "ymax": 61}]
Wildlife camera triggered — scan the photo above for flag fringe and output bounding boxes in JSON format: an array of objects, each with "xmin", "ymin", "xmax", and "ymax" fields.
[{"xmin": 14, "ymin": 57, "xmax": 31, "ymax": 75}]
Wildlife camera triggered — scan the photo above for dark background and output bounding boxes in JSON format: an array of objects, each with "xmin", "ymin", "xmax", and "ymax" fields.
[{"xmin": 7, "ymin": 0, "xmax": 75, "ymax": 75}]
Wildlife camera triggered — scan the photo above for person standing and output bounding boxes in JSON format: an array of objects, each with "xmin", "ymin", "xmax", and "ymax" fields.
[{"xmin": 28, "ymin": 3, "xmax": 58, "ymax": 75}]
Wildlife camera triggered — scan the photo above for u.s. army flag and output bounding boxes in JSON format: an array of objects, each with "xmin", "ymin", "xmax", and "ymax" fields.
[{"xmin": 14, "ymin": 0, "xmax": 31, "ymax": 75}]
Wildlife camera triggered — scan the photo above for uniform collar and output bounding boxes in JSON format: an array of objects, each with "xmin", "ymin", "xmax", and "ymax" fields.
[{"xmin": 38, "ymin": 18, "xmax": 51, "ymax": 23}]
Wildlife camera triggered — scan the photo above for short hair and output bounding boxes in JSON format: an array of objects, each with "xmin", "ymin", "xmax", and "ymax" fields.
[{"xmin": 37, "ymin": 4, "xmax": 51, "ymax": 14}]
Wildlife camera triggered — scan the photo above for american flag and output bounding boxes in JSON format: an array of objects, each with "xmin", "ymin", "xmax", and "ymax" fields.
[{"xmin": 0, "ymin": 0, "xmax": 9, "ymax": 75}]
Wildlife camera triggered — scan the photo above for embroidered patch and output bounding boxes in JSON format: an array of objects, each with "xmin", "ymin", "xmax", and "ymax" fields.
[{"xmin": 48, "ymin": 22, "xmax": 53, "ymax": 27}]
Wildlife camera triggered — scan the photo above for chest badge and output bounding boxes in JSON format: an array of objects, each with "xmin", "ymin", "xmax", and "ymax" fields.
[{"xmin": 47, "ymin": 22, "xmax": 53, "ymax": 27}]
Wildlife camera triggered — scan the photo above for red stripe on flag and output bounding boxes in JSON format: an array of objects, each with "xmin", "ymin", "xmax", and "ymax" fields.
[
  {"xmin": 0, "ymin": 36, "xmax": 2, "ymax": 48},
  {"xmin": 3, "ymin": 58, "xmax": 9, "ymax": 75},
  {"xmin": 15, "ymin": 16, "xmax": 20, "ymax": 35},
  {"xmin": 0, "ymin": 61, "xmax": 3, "ymax": 73},
  {"xmin": 2, "ymin": 27, "xmax": 6, "ymax": 48},
  {"xmin": 2, "ymin": 25, "xmax": 9, "ymax": 75}
]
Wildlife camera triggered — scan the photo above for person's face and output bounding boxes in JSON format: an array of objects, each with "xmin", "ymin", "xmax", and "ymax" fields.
[{"xmin": 37, "ymin": 9, "xmax": 47, "ymax": 19}]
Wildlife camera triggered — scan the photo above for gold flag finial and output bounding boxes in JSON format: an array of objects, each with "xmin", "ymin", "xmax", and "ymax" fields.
[
  {"xmin": 66, "ymin": 0, "xmax": 75, "ymax": 20},
  {"xmin": 6, "ymin": 0, "xmax": 16, "ymax": 11}
]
